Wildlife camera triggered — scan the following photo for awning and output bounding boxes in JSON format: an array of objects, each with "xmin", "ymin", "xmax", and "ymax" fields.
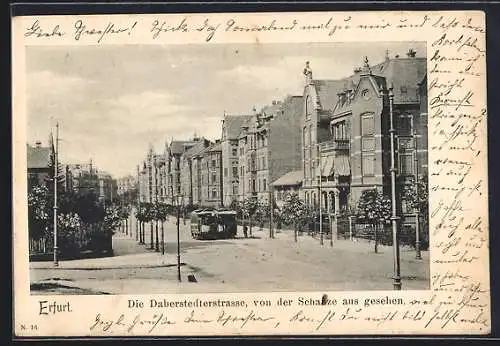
[
  {"xmin": 321, "ymin": 156, "xmax": 335, "ymax": 177},
  {"xmin": 334, "ymin": 156, "xmax": 351, "ymax": 176}
]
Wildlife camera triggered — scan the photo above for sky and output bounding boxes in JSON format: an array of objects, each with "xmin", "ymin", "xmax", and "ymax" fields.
[{"xmin": 26, "ymin": 42, "xmax": 425, "ymax": 178}]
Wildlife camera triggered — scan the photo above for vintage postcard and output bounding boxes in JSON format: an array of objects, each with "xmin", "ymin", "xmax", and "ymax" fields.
[{"xmin": 12, "ymin": 10, "xmax": 489, "ymax": 337}]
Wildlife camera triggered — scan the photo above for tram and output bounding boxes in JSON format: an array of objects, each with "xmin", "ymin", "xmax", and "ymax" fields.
[{"xmin": 190, "ymin": 208, "xmax": 238, "ymax": 240}]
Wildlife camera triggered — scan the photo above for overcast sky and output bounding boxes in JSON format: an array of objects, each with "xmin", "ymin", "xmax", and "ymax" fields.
[{"xmin": 26, "ymin": 42, "xmax": 425, "ymax": 177}]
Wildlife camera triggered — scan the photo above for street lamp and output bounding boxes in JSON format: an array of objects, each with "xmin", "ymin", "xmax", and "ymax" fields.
[
  {"xmin": 316, "ymin": 143, "xmax": 323, "ymax": 246},
  {"xmin": 175, "ymin": 194, "xmax": 182, "ymax": 282},
  {"xmin": 388, "ymin": 83, "xmax": 402, "ymax": 290},
  {"xmin": 53, "ymin": 123, "xmax": 59, "ymax": 267},
  {"xmin": 413, "ymin": 116, "xmax": 422, "ymax": 260}
]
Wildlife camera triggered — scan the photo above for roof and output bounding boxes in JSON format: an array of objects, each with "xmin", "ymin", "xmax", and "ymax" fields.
[
  {"xmin": 313, "ymin": 80, "xmax": 346, "ymax": 112},
  {"xmin": 271, "ymin": 170, "xmax": 303, "ymax": 187},
  {"xmin": 260, "ymin": 102, "xmax": 283, "ymax": 118},
  {"xmin": 381, "ymin": 57, "xmax": 427, "ymax": 102},
  {"xmin": 169, "ymin": 140, "xmax": 196, "ymax": 155},
  {"xmin": 27, "ymin": 144, "xmax": 51, "ymax": 169},
  {"xmin": 208, "ymin": 142, "xmax": 222, "ymax": 152},
  {"xmin": 183, "ymin": 139, "xmax": 211, "ymax": 158},
  {"xmin": 223, "ymin": 115, "xmax": 253, "ymax": 140},
  {"xmin": 354, "ymin": 57, "xmax": 426, "ymax": 102}
]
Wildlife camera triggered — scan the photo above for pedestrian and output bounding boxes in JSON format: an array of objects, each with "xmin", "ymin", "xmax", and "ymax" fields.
[{"xmin": 243, "ymin": 225, "xmax": 248, "ymax": 238}]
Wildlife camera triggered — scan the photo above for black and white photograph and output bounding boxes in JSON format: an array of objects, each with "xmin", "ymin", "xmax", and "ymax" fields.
[{"xmin": 27, "ymin": 42, "xmax": 430, "ymax": 295}]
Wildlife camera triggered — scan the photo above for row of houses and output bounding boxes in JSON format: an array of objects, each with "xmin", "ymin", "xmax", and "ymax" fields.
[{"xmin": 136, "ymin": 49, "xmax": 428, "ymax": 228}]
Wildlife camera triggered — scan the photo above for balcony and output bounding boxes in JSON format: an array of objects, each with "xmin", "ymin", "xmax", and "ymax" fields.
[{"xmin": 319, "ymin": 139, "xmax": 350, "ymax": 152}]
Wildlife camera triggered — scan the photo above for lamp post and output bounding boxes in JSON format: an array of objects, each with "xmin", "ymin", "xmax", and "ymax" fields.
[
  {"xmin": 317, "ymin": 143, "xmax": 323, "ymax": 246},
  {"xmin": 53, "ymin": 123, "xmax": 59, "ymax": 267},
  {"xmin": 175, "ymin": 194, "xmax": 182, "ymax": 282},
  {"xmin": 388, "ymin": 84, "xmax": 402, "ymax": 290},
  {"xmin": 413, "ymin": 116, "xmax": 422, "ymax": 260}
]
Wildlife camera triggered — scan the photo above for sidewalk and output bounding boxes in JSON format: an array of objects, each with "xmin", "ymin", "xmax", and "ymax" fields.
[{"xmin": 30, "ymin": 235, "xmax": 176, "ymax": 270}]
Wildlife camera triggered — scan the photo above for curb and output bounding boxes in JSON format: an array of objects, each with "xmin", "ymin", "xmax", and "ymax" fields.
[{"xmin": 31, "ymin": 262, "xmax": 188, "ymax": 271}]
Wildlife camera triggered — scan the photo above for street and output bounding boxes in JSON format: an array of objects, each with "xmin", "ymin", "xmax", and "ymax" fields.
[{"xmin": 30, "ymin": 217, "xmax": 429, "ymax": 295}]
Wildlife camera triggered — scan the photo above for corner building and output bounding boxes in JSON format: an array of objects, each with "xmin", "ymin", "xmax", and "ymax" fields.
[{"xmin": 301, "ymin": 50, "xmax": 428, "ymax": 230}]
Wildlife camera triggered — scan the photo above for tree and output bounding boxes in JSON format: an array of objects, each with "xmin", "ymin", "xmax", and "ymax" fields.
[
  {"xmin": 28, "ymin": 185, "xmax": 52, "ymax": 241},
  {"xmin": 141, "ymin": 202, "xmax": 155, "ymax": 249},
  {"xmin": 281, "ymin": 191, "xmax": 309, "ymax": 242},
  {"xmin": 356, "ymin": 189, "xmax": 391, "ymax": 253},
  {"xmin": 155, "ymin": 202, "xmax": 169, "ymax": 254},
  {"xmin": 241, "ymin": 197, "xmax": 258, "ymax": 236},
  {"xmin": 254, "ymin": 200, "xmax": 270, "ymax": 230},
  {"xmin": 401, "ymin": 175, "xmax": 430, "ymax": 250},
  {"xmin": 135, "ymin": 203, "xmax": 148, "ymax": 244}
]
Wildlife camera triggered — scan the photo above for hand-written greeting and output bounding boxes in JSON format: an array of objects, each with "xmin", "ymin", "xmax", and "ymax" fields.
[
  {"xmin": 87, "ymin": 288, "xmax": 489, "ymax": 335},
  {"xmin": 23, "ymin": 13, "xmax": 486, "ymax": 44}
]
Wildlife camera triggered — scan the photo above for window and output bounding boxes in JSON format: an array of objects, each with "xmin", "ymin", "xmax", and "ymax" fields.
[
  {"xmin": 361, "ymin": 113, "xmax": 375, "ymax": 177},
  {"xmin": 332, "ymin": 121, "xmax": 348, "ymax": 140},
  {"xmin": 306, "ymin": 95, "xmax": 313, "ymax": 119},
  {"xmin": 398, "ymin": 138, "xmax": 414, "ymax": 175},
  {"xmin": 232, "ymin": 167, "xmax": 238, "ymax": 177},
  {"xmin": 232, "ymin": 148, "xmax": 238, "ymax": 156},
  {"xmin": 211, "ymin": 173, "xmax": 217, "ymax": 184},
  {"xmin": 362, "ymin": 155, "xmax": 375, "ymax": 176},
  {"xmin": 398, "ymin": 115, "xmax": 413, "ymax": 137},
  {"xmin": 258, "ymin": 179, "xmax": 261, "ymax": 192},
  {"xmin": 233, "ymin": 185, "xmax": 239, "ymax": 195},
  {"xmin": 263, "ymin": 179, "xmax": 267, "ymax": 191},
  {"xmin": 361, "ymin": 115, "xmax": 374, "ymax": 136},
  {"xmin": 212, "ymin": 159, "xmax": 217, "ymax": 168},
  {"xmin": 212, "ymin": 189, "xmax": 217, "ymax": 198},
  {"xmin": 399, "ymin": 153, "xmax": 413, "ymax": 175}
]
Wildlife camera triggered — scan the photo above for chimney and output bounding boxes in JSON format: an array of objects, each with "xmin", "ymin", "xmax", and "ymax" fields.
[
  {"xmin": 35, "ymin": 141, "xmax": 42, "ymax": 148},
  {"xmin": 407, "ymin": 48, "xmax": 417, "ymax": 58}
]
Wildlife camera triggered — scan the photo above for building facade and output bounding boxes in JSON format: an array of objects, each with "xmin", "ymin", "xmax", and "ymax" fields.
[
  {"xmin": 27, "ymin": 141, "xmax": 52, "ymax": 191},
  {"xmin": 199, "ymin": 141, "xmax": 224, "ymax": 207},
  {"xmin": 271, "ymin": 170, "xmax": 303, "ymax": 208},
  {"xmin": 301, "ymin": 50, "xmax": 428, "ymax": 228},
  {"xmin": 220, "ymin": 114, "xmax": 253, "ymax": 207},
  {"xmin": 117, "ymin": 175, "xmax": 137, "ymax": 196},
  {"xmin": 238, "ymin": 96, "xmax": 303, "ymax": 203},
  {"xmin": 179, "ymin": 137, "xmax": 212, "ymax": 206}
]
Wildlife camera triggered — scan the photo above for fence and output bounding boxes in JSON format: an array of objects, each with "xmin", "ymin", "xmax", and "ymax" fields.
[
  {"xmin": 29, "ymin": 224, "xmax": 113, "ymax": 260},
  {"xmin": 348, "ymin": 220, "xmax": 428, "ymax": 249}
]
